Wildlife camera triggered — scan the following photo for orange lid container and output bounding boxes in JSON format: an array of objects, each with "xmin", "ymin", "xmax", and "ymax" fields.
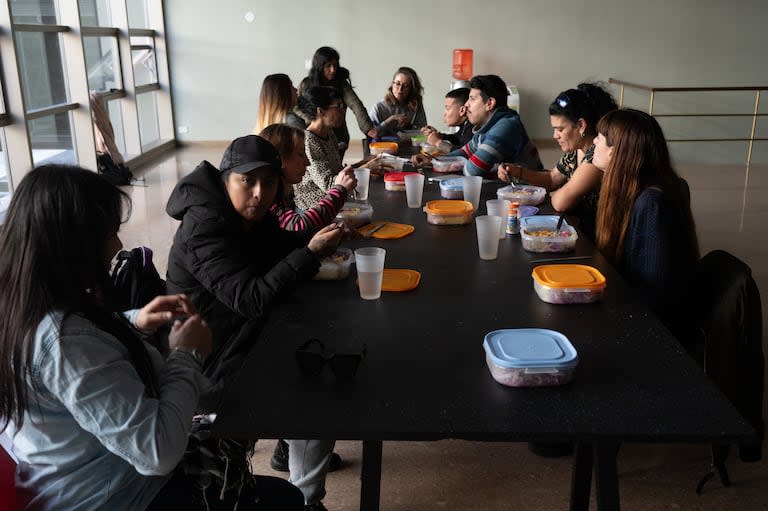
[{"xmin": 369, "ymin": 142, "xmax": 398, "ymax": 155}]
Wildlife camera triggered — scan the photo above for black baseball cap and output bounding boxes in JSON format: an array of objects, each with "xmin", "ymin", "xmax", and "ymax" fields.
[{"xmin": 220, "ymin": 135, "xmax": 282, "ymax": 175}]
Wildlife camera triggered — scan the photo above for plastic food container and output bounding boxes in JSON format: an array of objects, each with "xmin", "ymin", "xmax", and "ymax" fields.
[
  {"xmin": 518, "ymin": 205, "xmax": 539, "ymax": 218},
  {"xmin": 496, "ymin": 185, "xmax": 546, "ymax": 206},
  {"xmin": 520, "ymin": 215, "xmax": 578, "ymax": 253},
  {"xmin": 420, "ymin": 143, "xmax": 443, "ymax": 157},
  {"xmin": 377, "ymin": 153, "xmax": 409, "ymax": 172},
  {"xmin": 439, "ymin": 177, "xmax": 464, "ymax": 199},
  {"xmin": 424, "ymin": 200, "xmax": 474, "ymax": 225},
  {"xmin": 314, "ymin": 248, "xmax": 354, "ymax": 280},
  {"xmin": 483, "ymin": 328, "xmax": 578, "ymax": 387},
  {"xmin": 369, "ymin": 141, "xmax": 399, "ymax": 155},
  {"xmin": 397, "ymin": 129, "xmax": 422, "ymax": 142},
  {"xmin": 431, "ymin": 156, "xmax": 467, "ymax": 173},
  {"xmin": 531, "ymin": 264, "xmax": 606, "ymax": 304},
  {"xmin": 411, "ymin": 134, "xmax": 426, "ymax": 147},
  {"xmin": 335, "ymin": 201, "xmax": 373, "ymax": 226},
  {"xmin": 384, "ymin": 171, "xmax": 419, "ymax": 191}
]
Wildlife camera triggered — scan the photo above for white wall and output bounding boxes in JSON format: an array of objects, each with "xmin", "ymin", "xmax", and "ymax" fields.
[{"xmin": 165, "ymin": 0, "xmax": 768, "ymax": 164}]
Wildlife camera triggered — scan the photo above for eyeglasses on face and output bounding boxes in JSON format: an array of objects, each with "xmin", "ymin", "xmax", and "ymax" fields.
[
  {"xmin": 392, "ymin": 80, "xmax": 411, "ymax": 90},
  {"xmin": 295, "ymin": 338, "xmax": 367, "ymax": 380}
]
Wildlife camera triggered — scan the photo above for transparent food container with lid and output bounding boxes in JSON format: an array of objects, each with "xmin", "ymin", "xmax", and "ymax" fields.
[
  {"xmin": 314, "ymin": 248, "xmax": 354, "ymax": 280},
  {"xmin": 424, "ymin": 200, "xmax": 474, "ymax": 225},
  {"xmin": 335, "ymin": 201, "xmax": 373, "ymax": 227},
  {"xmin": 483, "ymin": 328, "xmax": 578, "ymax": 387},
  {"xmin": 439, "ymin": 177, "xmax": 464, "ymax": 199},
  {"xmin": 496, "ymin": 185, "xmax": 546, "ymax": 206},
  {"xmin": 384, "ymin": 171, "xmax": 419, "ymax": 191},
  {"xmin": 520, "ymin": 215, "xmax": 578, "ymax": 253},
  {"xmin": 431, "ymin": 156, "xmax": 467, "ymax": 173},
  {"xmin": 369, "ymin": 141, "xmax": 399, "ymax": 155},
  {"xmin": 531, "ymin": 264, "xmax": 606, "ymax": 304}
]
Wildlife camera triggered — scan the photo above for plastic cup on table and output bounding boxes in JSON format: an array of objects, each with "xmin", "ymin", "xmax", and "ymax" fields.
[
  {"xmin": 462, "ymin": 175, "xmax": 482, "ymax": 211},
  {"xmin": 486, "ymin": 198, "xmax": 510, "ymax": 240},
  {"xmin": 354, "ymin": 247, "xmax": 386, "ymax": 300},
  {"xmin": 475, "ymin": 216, "xmax": 502, "ymax": 260},
  {"xmin": 354, "ymin": 168, "xmax": 370, "ymax": 201},
  {"xmin": 404, "ymin": 173, "xmax": 425, "ymax": 208}
]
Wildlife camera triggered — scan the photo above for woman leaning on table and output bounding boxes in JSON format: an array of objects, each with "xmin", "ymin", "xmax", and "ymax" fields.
[
  {"xmin": 369, "ymin": 66, "xmax": 428, "ymax": 137},
  {"xmin": 498, "ymin": 82, "xmax": 617, "ymax": 240},
  {"xmin": 591, "ymin": 108, "xmax": 699, "ymax": 338},
  {"xmin": 0, "ymin": 164, "xmax": 304, "ymax": 510},
  {"xmin": 298, "ymin": 46, "xmax": 377, "ymax": 157}
]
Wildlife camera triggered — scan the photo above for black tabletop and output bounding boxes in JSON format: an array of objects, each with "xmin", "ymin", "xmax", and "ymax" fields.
[{"xmin": 213, "ymin": 174, "xmax": 755, "ymax": 446}]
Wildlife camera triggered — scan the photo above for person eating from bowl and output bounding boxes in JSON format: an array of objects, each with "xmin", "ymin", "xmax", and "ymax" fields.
[{"xmin": 421, "ymin": 87, "xmax": 473, "ymax": 153}]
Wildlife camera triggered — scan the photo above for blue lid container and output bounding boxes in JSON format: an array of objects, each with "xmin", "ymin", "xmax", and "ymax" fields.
[
  {"xmin": 439, "ymin": 177, "xmax": 464, "ymax": 199},
  {"xmin": 482, "ymin": 328, "xmax": 578, "ymax": 387}
]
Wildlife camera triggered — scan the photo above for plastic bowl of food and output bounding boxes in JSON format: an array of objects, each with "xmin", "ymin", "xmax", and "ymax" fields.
[
  {"xmin": 496, "ymin": 185, "xmax": 546, "ymax": 206},
  {"xmin": 397, "ymin": 129, "xmax": 422, "ymax": 142},
  {"xmin": 439, "ymin": 177, "xmax": 464, "ymax": 199},
  {"xmin": 384, "ymin": 171, "xmax": 419, "ymax": 191},
  {"xmin": 424, "ymin": 200, "xmax": 474, "ymax": 225},
  {"xmin": 411, "ymin": 134, "xmax": 426, "ymax": 147},
  {"xmin": 369, "ymin": 141, "xmax": 399, "ymax": 155},
  {"xmin": 420, "ymin": 143, "xmax": 443, "ymax": 157},
  {"xmin": 335, "ymin": 201, "xmax": 373, "ymax": 227},
  {"xmin": 314, "ymin": 248, "xmax": 354, "ymax": 280},
  {"xmin": 483, "ymin": 328, "xmax": 578, "ymax": 387},
  {"xmin": 520, "ymin": 215, "xmax": 578, "ymax": 253},
  {"xmin": 531, "ymin": 264, "xmax": 606, "ymax": 304},
  {"xmin": 431, "ymin": 156, "xmax": 467, "ymax": 173}
]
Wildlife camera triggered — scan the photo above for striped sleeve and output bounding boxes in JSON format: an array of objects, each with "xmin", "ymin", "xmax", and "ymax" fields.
[{"xmin": 271, "ymin": 185, "xmax": 348, "ymax": 232}]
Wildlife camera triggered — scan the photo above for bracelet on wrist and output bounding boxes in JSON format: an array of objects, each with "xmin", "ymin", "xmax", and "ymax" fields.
[{"xmin": 174, "ymin": 346, "xmax": 204, "ymax": 366}]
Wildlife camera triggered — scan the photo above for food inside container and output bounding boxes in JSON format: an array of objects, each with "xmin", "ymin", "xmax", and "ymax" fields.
[
  {"xmin": 411, "ymin": 134, "xmax": 426, "ymax": 146},
  {"xmin": 483, "ymin": 328, "xmax": 578, "ymax": 387},
  {"xmin": 424, "ymin": 200, "xmax": 474, "ymax": 225},
  {"xmin": 520, "ymin": 215, "xmax": 578, "ymax": 253},
  {"xmin": 420, "ymin": 143, "xmax": 443, "ymax": 157},
  {"xmin": 439, "ymin": 177, "xmax": 464, "ymax": 199},
  {"xmin": 431, "ymin": 156, "xmax": 467, "ymax": 173},
  {"xmin": 335, "ymin": 201, "xmax": 373, "ymax": 227},
  {"xmin": 384, "ymin": 171, "xmax": 419, "ymax": 191},
  {"xmin": 496, "ymin": 185, "xmax": 546, "ymax": 206},
  {"xmin": 531, "ymin": 264, "xmax": 606, "ymax": 304},
  {"xmin": 369, "ymin": 141, "xmax": 399, "ymax": 155},
  {"xmin": 314, "ymin": 248, "xmax": 354, "ymax": 280},
  {"xmin": 374, "ymin": 153, "xmax": 409, "ymax": 172}
]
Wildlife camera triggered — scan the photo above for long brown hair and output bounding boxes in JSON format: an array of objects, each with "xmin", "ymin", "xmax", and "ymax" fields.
[
  {"xmin": 259, "ymin": 123, "xmax": 305, "ymax": 199},
  {"xmin": 384, "ymin": 66, "xmax": 423, "ymax": 112},
  {"xmin": 254, "ymin": 73, "xmax": 295, "ymax": 134},
  {"xmin": 595, "ymin": 109, "xmax": 699, "ymax": 265}
]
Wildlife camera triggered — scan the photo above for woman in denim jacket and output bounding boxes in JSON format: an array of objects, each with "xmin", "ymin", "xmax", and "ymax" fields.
[{"xmin": 0, "ymin": 165, "xmax": 303, "ymax": 511}]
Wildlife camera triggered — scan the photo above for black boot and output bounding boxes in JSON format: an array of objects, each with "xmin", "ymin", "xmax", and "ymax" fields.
[{"xmin": 270, "ymin": 439, "xmax": 343, "ymax": 472}]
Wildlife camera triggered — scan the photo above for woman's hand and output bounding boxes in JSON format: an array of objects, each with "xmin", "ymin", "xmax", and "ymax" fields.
[
  {"xmin": 168, "ymin": 314, "xmax": 212, "ymax": 363},
  {"xmin": 135, "ymin": 294, "xmax": 197, "ymax": 331},
  {"xmin": 386, "ymin": 114, "xmax": 408, "ymax": 129},
  {"xmin": 308, "ymin": 223, "xmax": 344, "ymax": 257},
  {"xmin": 334, "ymin": 165, "xmax": 357, "ymax": 193}
]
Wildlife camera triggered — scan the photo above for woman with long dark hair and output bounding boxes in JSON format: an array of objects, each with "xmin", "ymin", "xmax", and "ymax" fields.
[
  {"xmin": 298, "ymin": 46, "xmax": 377, "ymax": 157},
  {"xmin": 369, "ymin": 66, "xmax": 427, "ymax": 137},
  {"xmin": 0, "ymin": 165, "xmax": 303, "ymax": 510},
  {"xmin": 498, "ymin": 82, "xmax": 617, "ymax": 239},
  {"xmin": 592, "ymin": 109, "xmax": 699, "ymax": 332},
  {"xmin": 254, "ymin": 73, "xmax": 306, "ymax": 134}
]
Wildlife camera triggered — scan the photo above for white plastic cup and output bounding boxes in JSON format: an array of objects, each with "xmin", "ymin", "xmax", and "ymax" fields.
[
  {"xmin": 463, "ymin": 175, "xmax": 482, "ymax": 211},
  {"xmin": 475, "ymin": 216, "xmax": 502, "ymax": 260},
  {"xmin": 486, "ymin": 199, "xmax": 510, "ymax": 240},
  {"xmin": 354, "ymin": 168, "xmax": 370, "ymax": 201},
  {"xmin": 404, "ymin": 173, "xmax": 425, "ymax": 208},
  {"xmin": 354, "ymin": 247, "xmax": 386, "ymax": 299}
]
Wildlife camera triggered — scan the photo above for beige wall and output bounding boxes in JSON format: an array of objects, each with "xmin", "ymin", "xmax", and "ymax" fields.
[{"xmin": 165, "ymin": 0, "xmax": 768, "ymax": 164}]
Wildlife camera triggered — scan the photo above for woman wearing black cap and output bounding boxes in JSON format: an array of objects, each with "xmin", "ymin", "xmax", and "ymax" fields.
[{"xmin": 165, "ymin": 135, "xmax": 343, "ymax": 510}]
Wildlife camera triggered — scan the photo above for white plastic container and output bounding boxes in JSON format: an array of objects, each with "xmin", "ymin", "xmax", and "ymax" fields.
[
  {"xmin": 496, "ymin": 185, "xmax": 546, "ymax": 206},
  {"xmin": 483, "ymin": 328, "xmax": 578, "ymax": 387},
  {"xmin": 424, "ymin": 200, "xmax": 474, "ymax": 225},
  {"xmin": 314, "ymin": 248, "xmax": 354, "ymax": 280},
  {"xmin": 531, "ymin": 264, "xmax": 606, "ymax": 304},
  {"xmin": 439, "ymin": 177, "xmax": 464, "ymax": 199},
  {"xmin": 378, "ymin": 153, "xmax": 409, "ymax": 172},
  {"xmin": 520, "ymin": 215, "xmax": 578, "ymax": 253},
  {"xmin": 335, "ymin": 201, "xmax": 373, "ymax": 227},
  {"xmin": 431, "ymin": 156, "xmax": 467, "ymax": 173}
]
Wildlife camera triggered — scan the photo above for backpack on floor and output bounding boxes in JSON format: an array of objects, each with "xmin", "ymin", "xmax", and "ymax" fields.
[
  {"xmin": 110, "ymin": 246, "xmax": 166, "ymax": 311},
  {"xmin": 97, "ymin": 153, "xmax": 133, "ymax": 186}
]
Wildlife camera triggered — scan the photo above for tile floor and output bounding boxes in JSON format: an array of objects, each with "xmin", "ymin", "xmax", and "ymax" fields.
[{"xmin": 121, "ymin": 141, "xmax": 768, "ymax": 510}]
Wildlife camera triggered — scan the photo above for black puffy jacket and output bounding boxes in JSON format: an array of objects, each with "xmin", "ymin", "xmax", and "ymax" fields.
[{"xmin": 165, "ymin": 160, "xmax": 319, "ymax": 357}]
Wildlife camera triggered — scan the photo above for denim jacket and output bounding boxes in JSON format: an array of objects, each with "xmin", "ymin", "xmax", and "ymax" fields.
[{"xmin": 6, "ymin": 310, "xmax": 209, "ymax": 510}]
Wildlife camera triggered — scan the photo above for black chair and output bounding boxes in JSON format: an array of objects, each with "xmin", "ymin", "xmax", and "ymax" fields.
[{"xmin": 684, "ymin": 250, "xmax": 764, "ymax": 494}]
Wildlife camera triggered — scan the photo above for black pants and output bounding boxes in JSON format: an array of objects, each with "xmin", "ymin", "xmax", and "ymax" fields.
[{"xmin": 147, "ymin": 470, "xmax": 304, "ymax": 511}]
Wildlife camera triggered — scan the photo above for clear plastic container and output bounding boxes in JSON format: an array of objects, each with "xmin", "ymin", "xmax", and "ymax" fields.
[
  {"xmin": 483, "ymin": 328, "xmax": 578, "ymax": 387},
  {"xmin": 439, "ymin": 177, "xmax": 464, "ymax": 199},
  {"xmin": 384, "ymin": 171, "xmax": 419, "ymax": 191},
  {"xmin": 397, "ymin": 129, "xmax": 422, "ymax": 142},
  {"xmin": 431, "ymin": 156, "xmax": 467, "ymax": 173},
  {"xmin": 520, "ymin": 215, "xmax": 578, "ymax": 253},
  {"xmin": 496, "ymin": 185, "xmax": 546, "ymax": 206},
  {"xmin": 377, "ymin": 153, "xmax": 409, "ymax": 172},
  {"xmin": 531, "ymin": 264, "xmax": 606, "ymax": 304},
  {"xmin": 411, "ymin": 134, "xmax": 426, "ymax": 147},
  {"xmin": 335, "ymin": 201, "xmax": 373, "ymax": 227},
  {"xmin": 369, "ymin": 141, "xmax": 399, "ymax": 155},
  {"xmin": 424, "ymin": 200, "xmax": 474, "ymax": 225},
  {"xmin": 420, "ymin": 143, "xmax": 443, "ymax": 157},
  {"xmin": 314, "ymin": 248, "xmax": 354, "ymax": 280}
]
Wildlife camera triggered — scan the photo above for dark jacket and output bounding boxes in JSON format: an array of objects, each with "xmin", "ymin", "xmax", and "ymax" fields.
[{"xmin": 165, "ymin": 160, "xmax": 319, "ymax": 357}]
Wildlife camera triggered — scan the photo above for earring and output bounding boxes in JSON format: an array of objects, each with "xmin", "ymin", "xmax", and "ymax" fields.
[{"xmin": 580, "ymin": 132, "xmax": 586, "ymax": 138}]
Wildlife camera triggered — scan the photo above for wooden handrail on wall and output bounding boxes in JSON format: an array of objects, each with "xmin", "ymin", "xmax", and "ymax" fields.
[{"xmin": 608, "ymin": 78, "xmax": 767, "ymax": 167}]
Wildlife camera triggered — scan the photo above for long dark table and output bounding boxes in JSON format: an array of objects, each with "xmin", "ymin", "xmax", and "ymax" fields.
[{"xmin": 212, "ymin": 174, "xmax": 755, "ymax": 510}]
